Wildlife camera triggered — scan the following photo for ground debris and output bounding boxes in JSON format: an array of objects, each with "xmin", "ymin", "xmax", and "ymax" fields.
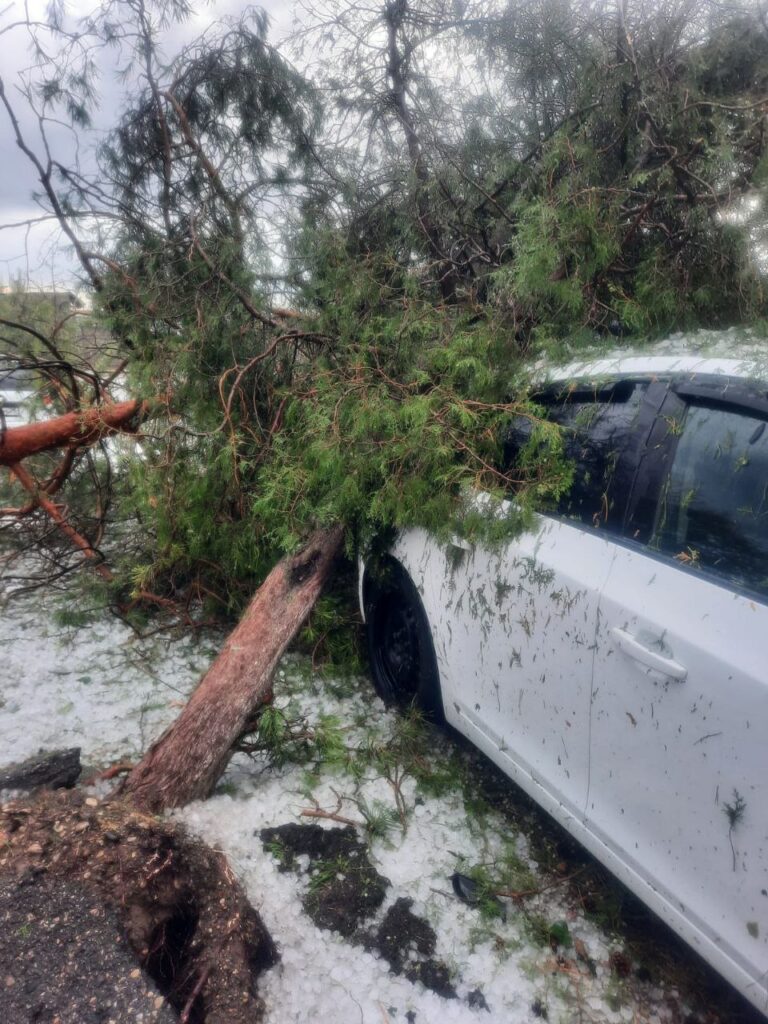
[
  {"xmin": 0, "ymin": 748, "xmax": 81, "ymax": 793},
  {"xmin": 259, "ymin": 824, "xmax": 458, "ymax": 999},
  {"xmin": 450, "ymin": 870, "xmax": 507, "ymax": 920},
  {"xmin": 466, "ymin": 987, "xmax": 490, "ymax": 1011},
  {"xmin": 0, "ymin": 790, "xmax": 276, "ymax": 1024}
]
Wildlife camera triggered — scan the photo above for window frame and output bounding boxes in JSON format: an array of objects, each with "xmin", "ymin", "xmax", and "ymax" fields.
[
  {"xmin": 629, "ymin": 373, "xmax": 768, "ymax": 606},
  {"xmin": 514, "ymin": 371, "xmax": 768, "ymax": 603},
  {"xmin": 527, "ymin": 371, "xmax": 768, "ymax": 604},
  {"xmin": 528, "ymin": 375, "xmax": 667, "ymax": 539}
]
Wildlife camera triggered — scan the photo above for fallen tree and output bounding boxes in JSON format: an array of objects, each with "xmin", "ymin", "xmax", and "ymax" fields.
[
  {"xmin": 123, "ymin": 525, "xmax": 344, "ymax": 811},
  {"xmin": 1, "ymin": 400, "xmax": 156, "ymax": 581},
  {"xmin": 0, "ymin": 4, "xmax": 561, "ymax": 823},
  {"xmin": 0, "ymin": 399, "xmax": 149, "ymax": 466},
  {"xmin": 1, "ymin": 393, "xmax": 346, "ymax": 811},
  {"xmin": 3, "ymin": 0, "xmax": 764, "ymax": 824}
]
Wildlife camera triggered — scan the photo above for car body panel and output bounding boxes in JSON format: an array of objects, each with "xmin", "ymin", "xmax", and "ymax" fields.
[
  {"xmin": 591, "ymin": 545, "xmax": 768, "ymax": 1006},
  {"xmin": 361, "ymin": 345, "xmax": 768, "ymax": 1015},
  {"xmin": 415, "ymin": 517, "xmax": 617, "ymax": 820}
]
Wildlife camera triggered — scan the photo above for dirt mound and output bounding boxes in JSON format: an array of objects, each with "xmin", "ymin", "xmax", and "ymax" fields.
[
  {"xmin": 260, "ymin": 823, "xmax": 389, "ymax": 937},
  {"xmin": 259, "ymin": 824, "xmax": 456, "ymax": 999},
  {"xmin": 368, "ymin": 897, "xmax": 456, "ymax": 999},
  {"xmin": 0, "ymin": 790, "xmax": 276, "ymax": 1024}
]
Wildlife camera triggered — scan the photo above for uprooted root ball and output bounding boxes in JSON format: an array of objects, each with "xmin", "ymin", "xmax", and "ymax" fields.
[{"xmin": 0, "ymin": 790, "xmax": 276, "ymax": 1024}]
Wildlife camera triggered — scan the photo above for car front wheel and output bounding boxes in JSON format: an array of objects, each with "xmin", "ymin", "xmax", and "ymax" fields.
[{"xmin": 364, "ymin": 558, "xmax": 443, "ymax": 721}]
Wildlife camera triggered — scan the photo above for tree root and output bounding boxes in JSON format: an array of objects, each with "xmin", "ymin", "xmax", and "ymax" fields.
[{"xmin": 0, "ymin": 790, "xmax": 276, "ymax": 1024}]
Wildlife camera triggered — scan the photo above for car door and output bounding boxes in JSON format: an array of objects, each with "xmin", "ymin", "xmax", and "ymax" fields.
[
  {"xmin": 433, "ymin": 379, "xmax": 661, "ymax": 821},
  {"xmin": 588, "ymin": 380, "xmax": 768, "ymax": 1004}
]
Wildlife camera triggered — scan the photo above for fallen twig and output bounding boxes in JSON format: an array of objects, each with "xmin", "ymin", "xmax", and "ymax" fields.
[
  {"xmin": 84, "ymin": 762, "xmax": 135, "ymax": 784},
  {"xmin": 495, "ymin": 866, "xmax": 586, "ymax": 902},
  {"xmin": 300, "ymin": 807, "xmax": 361, "ymax": 828}
]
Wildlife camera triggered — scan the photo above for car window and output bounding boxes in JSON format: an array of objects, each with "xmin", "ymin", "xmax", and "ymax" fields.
[
  {"xmin": 546, "ymin": 382, "xmax": 648, "ymax": 532},
  {"xmin": 651, "ymin": 403, "xmax": 768, "ymax": 598}
]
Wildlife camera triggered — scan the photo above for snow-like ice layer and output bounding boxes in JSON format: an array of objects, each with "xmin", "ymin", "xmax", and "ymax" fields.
[
  {"xmin": 0, "ymin": 595, "xmax": 213, "ymax": 766},
  {"xmin": 0, "ymin": 588, "xmax": 684, "ymax": 1023},
  {"xmin": 179, "ymin": 673, "xmax": 659, "ymax": 1024}
]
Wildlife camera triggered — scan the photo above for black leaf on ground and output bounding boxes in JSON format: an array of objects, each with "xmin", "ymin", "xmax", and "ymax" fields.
[
  {"xmin": 467, "ymin": 987, "xmax": 490, "ymax": 1011},
  {"xmin": 450, "ymin": 871, "xmax": 506, "ymax": 920}
]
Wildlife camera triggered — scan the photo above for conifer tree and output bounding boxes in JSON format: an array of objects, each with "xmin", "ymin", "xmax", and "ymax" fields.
[{"xmin": 1, "ymin": 0, "xmax": 766, "ymax": 806}]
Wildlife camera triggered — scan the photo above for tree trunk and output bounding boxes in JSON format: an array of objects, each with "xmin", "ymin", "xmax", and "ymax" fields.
[
  {"xmin": 123, "ymin": 525, "xmax": 345, "ymax": 812},
  {"xmin": 384, "ymin": 2, "xmax": 458, "ymax": 303},
  {"xmin": 0, "ymin": 399, "xmax": 149, "ymax": 465}
]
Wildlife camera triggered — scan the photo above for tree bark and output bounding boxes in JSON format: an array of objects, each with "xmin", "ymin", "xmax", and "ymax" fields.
[
  {"xmin": 123, "ymin": 525, "xmax": 345, "ymax": 812},
  {"xmin": 8, "ymin": 462, "xmax": 114, "ymax": 579},
  {"xmin": 0, "ymin": 399, "xmax": 149, "ymax": 465}
]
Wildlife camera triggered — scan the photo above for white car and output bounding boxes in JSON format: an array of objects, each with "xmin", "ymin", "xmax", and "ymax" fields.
[{"xmin": 361, "ymin": 342, "xmax": 768, "ymax": 1015}]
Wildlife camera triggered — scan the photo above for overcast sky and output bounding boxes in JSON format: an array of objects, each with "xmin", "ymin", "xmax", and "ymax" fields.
[{"xmin": 0, "ymin": 0, "xmax": 295, "ymax": 289}]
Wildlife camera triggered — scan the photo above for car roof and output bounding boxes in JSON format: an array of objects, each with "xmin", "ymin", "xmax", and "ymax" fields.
[{"xmin": 535, "ymin": 328, "xmax": 768, "ymax": 386}]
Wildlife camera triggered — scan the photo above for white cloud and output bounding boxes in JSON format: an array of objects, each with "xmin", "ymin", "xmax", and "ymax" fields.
[{"xmin": 0, "ymin": 0, "xmax": 297, "ymax": 285}]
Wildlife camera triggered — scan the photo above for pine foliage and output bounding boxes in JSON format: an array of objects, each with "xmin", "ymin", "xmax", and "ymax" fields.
[{"xmin": 2, "ymin": 0, "xmax": 767, "ymax": 615}]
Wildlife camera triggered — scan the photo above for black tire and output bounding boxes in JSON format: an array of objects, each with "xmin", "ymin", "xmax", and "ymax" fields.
[{"xmin": 364, "ymin": 557, "xmax": 444, "ymax": 721}]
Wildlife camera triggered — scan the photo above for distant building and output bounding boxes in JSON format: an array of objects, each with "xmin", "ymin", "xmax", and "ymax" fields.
[{"xmin": 0, "ymin": 286, "xmax": 83, "ymax": 313}]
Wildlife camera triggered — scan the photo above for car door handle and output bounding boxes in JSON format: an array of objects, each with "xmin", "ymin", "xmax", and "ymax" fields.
[{"xmin": 610, "ymin": 627, "xmax": 687, "ymax": 681}]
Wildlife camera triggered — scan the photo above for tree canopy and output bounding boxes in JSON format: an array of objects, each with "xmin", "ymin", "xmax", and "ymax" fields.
[{"xmin": 1, "ymin": 0, "xmax": 766, "ymax": 618}]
